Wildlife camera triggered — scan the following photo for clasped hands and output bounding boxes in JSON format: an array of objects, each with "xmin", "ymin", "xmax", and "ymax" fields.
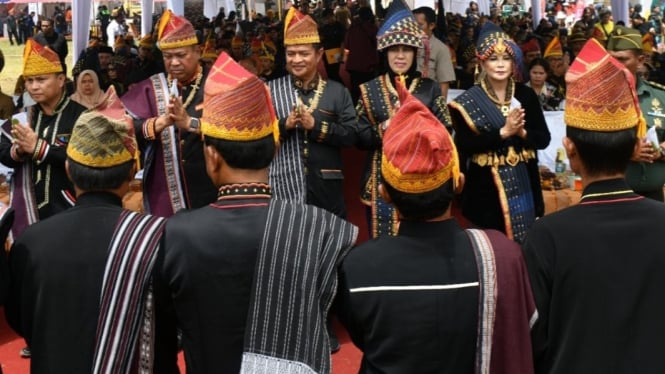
[
  {"xmin": 631, "ymin": 138, "xmax": 662, "ymax": 163},
  {"xmin": 154, "ymin": 95, "xmax": 191, "ymax": 134},
  {"xmin": 285, "ymin": 103, "xmax": 315, "ymax": 131},
  {"xmin": 500, "ymin": 108, "xmax": 526, "ymax": 139},
  {"xmin": 11, "ymin": 122, "xmax": 38, "ymax": 157}
]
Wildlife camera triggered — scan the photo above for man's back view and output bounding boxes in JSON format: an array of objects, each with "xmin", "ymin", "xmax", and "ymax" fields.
[
  {"xmin": 523, "ymin": 38, "xmax": 665, "ymax": 373},
  {"xmin": 6, "ymin": 88, "xmax": 172, "ymax": 373},
  {"xmin": 337, "ymin": 75, "xmax": 536, "ymax": 374},
  {"xmin": 154, "ymin": 52, "xmax": 357, "ymax": 373}
]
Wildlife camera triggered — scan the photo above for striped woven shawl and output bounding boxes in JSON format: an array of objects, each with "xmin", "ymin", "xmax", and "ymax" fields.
[
  {"xmin": 267, "ymin": 76, "xmax": 307, "ymax": 204},
  {"xmin": 92, "ymin": 210, "xmax": 166, "ymax": 374},
  {"xmin": 241, "ymin": 200, "xmax": 358, "ymax": 373}
]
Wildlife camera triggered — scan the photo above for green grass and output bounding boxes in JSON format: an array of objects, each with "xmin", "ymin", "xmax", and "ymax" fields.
[{"xmin": 0, "ymin": 38, "xmax": 74, "ymax": 95}]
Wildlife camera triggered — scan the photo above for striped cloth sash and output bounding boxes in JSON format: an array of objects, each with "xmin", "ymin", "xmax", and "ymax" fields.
[
  {"xmin": 241, "ymin": 200, "xmax": 358, "ymax": 373},
  {"xmin": 267, "ymin": 76, "xmax": 307, "ymax": 204},
  {"xmin": 92, "ymin": 210, "xmax": 166, "ymax": 374},
  {"xmin": 143, "ymin": 73, "xmax": 186, "ymax": 217},
  {"xmin": 9, "ymin": 160, "xmax": 37, "ymax": 241},
  {"xmin": 10, "ymin": 107, "xmax": 38, "ymax": 240},
  {"xmin": 466, "ymin": 229, "xmax": 497, "ymax": 374}
]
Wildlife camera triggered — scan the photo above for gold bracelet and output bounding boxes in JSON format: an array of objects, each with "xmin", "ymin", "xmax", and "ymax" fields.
[
  {"xmin": 32, "ymin": 138, "xmax": 44, "ymax": 161},
  {"xmin": 146, "ymin": 118, "xmax": 157, "ymax": 140}
]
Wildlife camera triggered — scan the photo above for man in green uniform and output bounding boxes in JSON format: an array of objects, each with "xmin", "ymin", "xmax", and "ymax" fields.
[{"xmin": 608, "ymin": 26, "xmax": 665, "ymax": 201}]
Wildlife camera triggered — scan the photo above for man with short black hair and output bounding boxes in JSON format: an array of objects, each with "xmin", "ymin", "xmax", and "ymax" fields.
[
  {"xmin": 34, "ymin": 18, "xmax": 68, "ymax": 74},
  {"xmin": 6, "ymin": 9, "xmax": 19, "ymax": 46},
  {"xmin": 523, "ymin": 38, "xmax": 665, "ymax": 373},
  {"xmin": 413, "ymin": 6, "xmax": 455, "ymax": 99},
  {"xmin": 319, "ymin": 8, "xmax": 346, "ymax": 83}
]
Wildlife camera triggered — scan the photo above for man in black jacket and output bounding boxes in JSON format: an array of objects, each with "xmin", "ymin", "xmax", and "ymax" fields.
[{"xmin": 34, "ymin": 18, "xmax": 68, "ymax": 75}]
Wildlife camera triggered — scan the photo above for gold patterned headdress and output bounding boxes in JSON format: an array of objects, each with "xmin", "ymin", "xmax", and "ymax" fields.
[
  {"xmin": 642, "ymin": 32, "xmax": 655, "ymax": 55},
  {"xmin": 476, "ymin": 22, "xmax": 517, "ymax": 60},
  {"xmin": 283, "ymin": 7, "xmax": 320, "ymax": 46},
  {"xmin": 157, "ymin": 9, "xmax": 198, "ymax": 50},
  {"xmin": 565, "ymin": 38, "xmax": 646, "ymax": 137},
  {"xmin": 138, "ymin": 33, "xmax": 154, "ymax": 49},
  {"xmin": 67, "ymin": 87, "xmax": 138, "ymax": 168},
  {"xmin": 201, "ymin": 52, "xmax": 278, "ymax": 143},
  {"xmin": 376, "ymin": 0, "xmax": 424, "ymax": 51},
  {"xmin": 23, "ymin": 39, "xmax": 63, "ymax": 77},
  {"xmin": 201, "ymin": 33, "xmax": 218, "ymax": 60},
  {"xmin": 543, "ymin": 36, "xmax": 564, "ymax": 58}
]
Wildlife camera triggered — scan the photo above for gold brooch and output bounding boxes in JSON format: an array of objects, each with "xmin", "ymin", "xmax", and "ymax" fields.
[{"xmin": 495, "ymin": 37, "xmax": 507, "ymax": 54}]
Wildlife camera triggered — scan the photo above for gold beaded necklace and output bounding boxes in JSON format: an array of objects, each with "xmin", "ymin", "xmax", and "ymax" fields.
[
  {"xmin": 168, "ymin": 66, "xmax": 203, "ymax": 109},
  {"xmin": 481, "ymin": 76, "xmax": 515, "ymax": 117},
  {"xmin": 297, "ymin": 76, "xmax": 326, "ymax": 113}
]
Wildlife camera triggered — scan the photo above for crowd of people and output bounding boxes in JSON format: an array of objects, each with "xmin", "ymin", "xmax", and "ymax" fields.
[{"xmin": 0, "ymin": 0, "xmax": 663, "ymax": 373}]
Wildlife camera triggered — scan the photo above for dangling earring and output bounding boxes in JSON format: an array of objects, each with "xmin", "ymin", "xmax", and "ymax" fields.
[{"xmin": 474, "ymin": 64, "xmax": 484, "ymax": 85}]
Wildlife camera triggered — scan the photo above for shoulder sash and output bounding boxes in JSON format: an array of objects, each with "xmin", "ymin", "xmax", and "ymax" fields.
[{"xmin": 92, "ymin": 210, "xmax": 166, "ymax": 374}]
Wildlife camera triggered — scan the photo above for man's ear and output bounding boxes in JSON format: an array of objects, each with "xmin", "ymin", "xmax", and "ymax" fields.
[
  {"xmin": 65, "ymin": 159, "xmax": 71, "ymax": 181},
  {"xmin": 204, "ymin": 143, "xmax": 221, "ymax": 172},
  {"xmin": 128, "ymin": 162, "xmax": 137, "ymax": 181},
  {"xmin": 562, "ymin": 136, "xmax": 576, "ymax": 159},
  {"xmin": 378, "ymin": 183, "xmax": 392, "ymax": 204},
  {"xmin": 454, "ymin": 173, "xmax": 465, "ymax": 194}
]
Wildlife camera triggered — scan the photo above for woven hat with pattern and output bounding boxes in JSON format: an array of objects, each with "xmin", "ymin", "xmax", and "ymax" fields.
[
  {"xmin": 157, "ymin": 10, "xmax": 198, "ymax": 50},
  {"xmin": 114, "ymin": 35, "xmax": 125, "ymax": 50},
  {"xmin": 139, "ymin": 33, "xmax": 154, "ymax": 48},
  {"xmin": 263, "ymin": 38, "xmax": 277, "ymax": 55},
  {"xmin": 462, "ymin": 44, "xmax": 477, "ymax": 63},
  {"xmin": 520, "ymin": 38, "xmax": 541, "ymax": 54},
  {"xmin": 642, "ymin": 33, "xmax": 655, "ymax": 55},
  {"xmin": 543, "ymin": 35, "xmax": 563, "ymax": 58},
  {"xmin": 67, "ymin": 86, "xmax": 138, "ymax": 168},
  {"xmin": 606, "ymin": 26, "xmax": 642, "ymax": 52},
  {"xmin": 381, "ymin": 77, "xmax": 460, "ymax": 193},
  {"xmin": 23, "ymin": 39, "xmax": 63, "ymax": 77},
  {"xmin": 565, "ymin": 38, "xmax": 645, "ymax": 136},
  {"xmin": 201, "ymin": 52, "xmax": 277, "ymax": 143},
  {"xmin": 232, "ymin": 35, "xmax": 245, "ymax": 48},
  {"xmin": 283, "ymin": 7, "xmax": 320, "ymax": 46},
  {"xmin": 569, "ymin": 32, "xmax": 587, "ymax": 44},
  {"xmin": 201, "ymin": 33, "xmax": 218, "ymax": 60},
  {"xmin": 251, "ymin": 38, "xmax": 264, "ymax": 54},
  {"xmin": 376, "ymin": 0, "xmax": 424, "ymax": 51},
  {"xmin": 476, "ymin": 22, "xmax": 518, "ymax": 60},
  {"xmin": 259, "ymin": 45, "xmax": 275, "ymax": 62}
]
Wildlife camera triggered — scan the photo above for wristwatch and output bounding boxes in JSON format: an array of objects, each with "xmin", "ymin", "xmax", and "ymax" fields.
[{"xmin": 188, "ymin": 117, "xmax": 201, "ymax": 133}]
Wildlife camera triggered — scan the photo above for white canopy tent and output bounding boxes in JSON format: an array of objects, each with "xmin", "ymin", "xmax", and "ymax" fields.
[
  {"xmin": 65, "ymin": 0, "xmax": 636, "ymax": 68},
  {"xmin": 527, "ymin": 0, "xmax": 630, "ymax": 29},
  {"xmin": 70, "ymin": 0, "xmax": 234, "ymax": 67},
  {"xmin": 74, "ymin": 0, "xmax": 175, "ymax": 66}
]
